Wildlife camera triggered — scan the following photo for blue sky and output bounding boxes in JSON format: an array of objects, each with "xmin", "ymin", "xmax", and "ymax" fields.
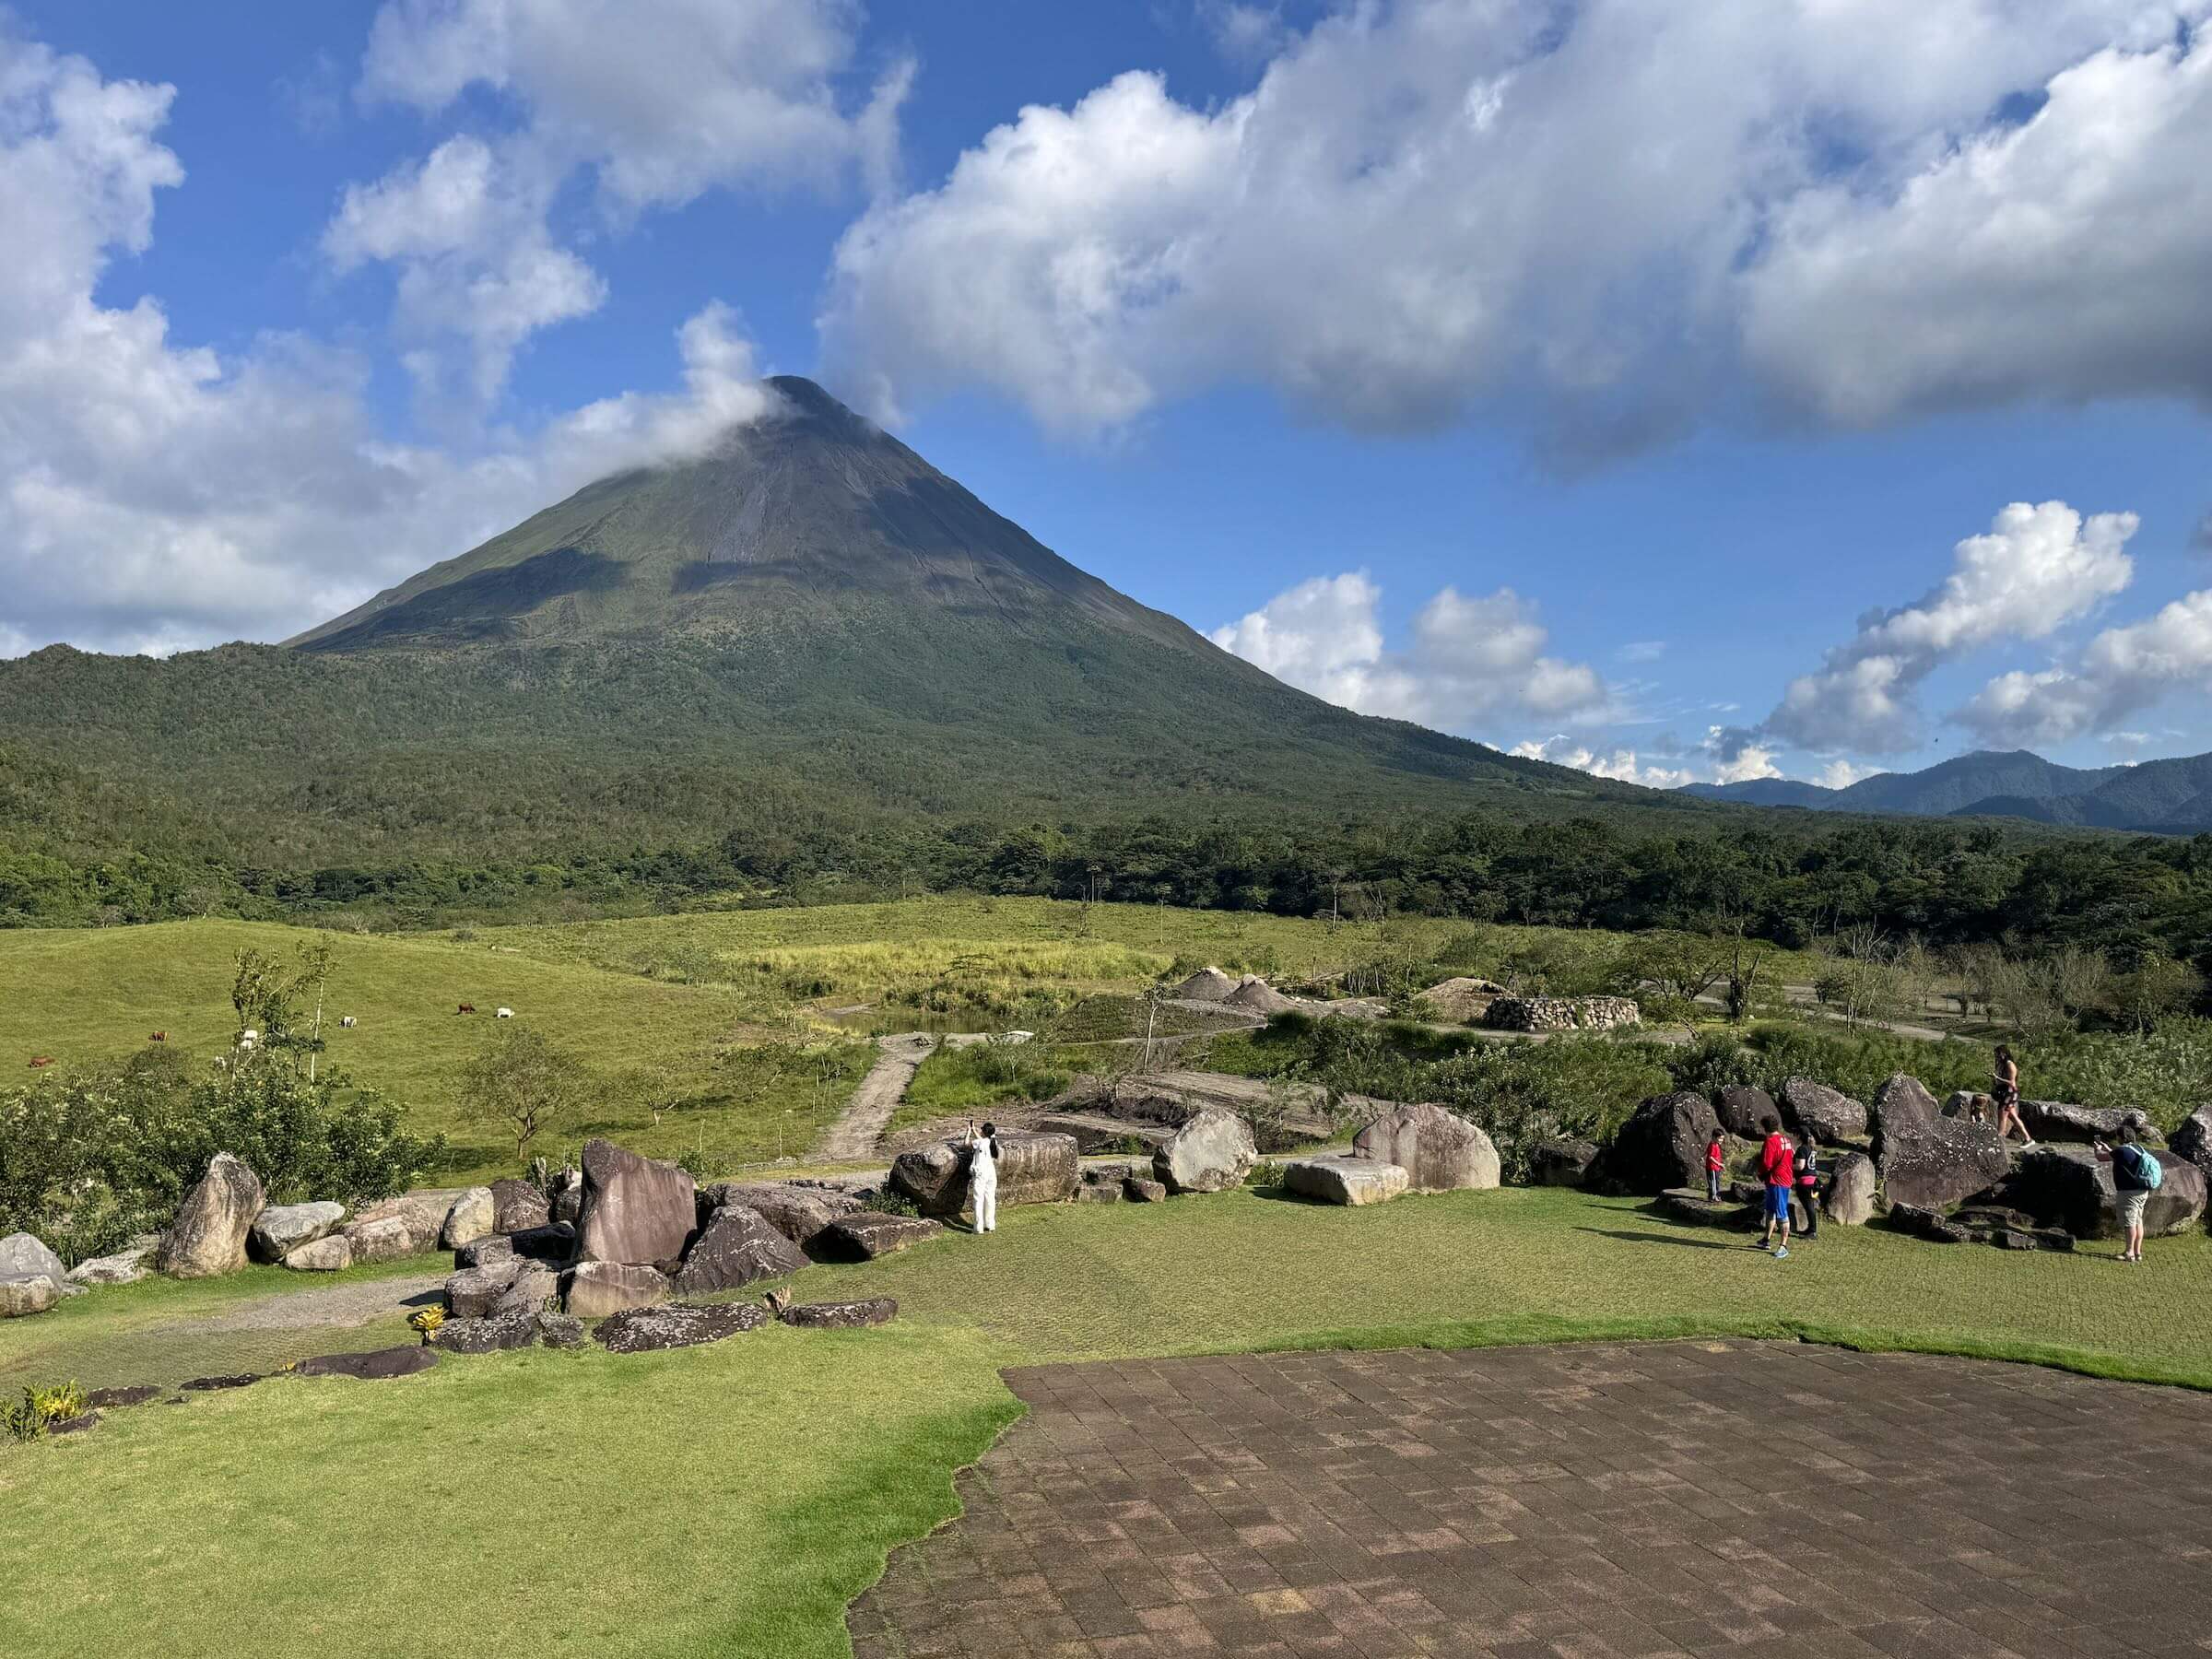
[{"xmin": 3, "ymin": 1, "xmax": 2209, "ymax": 788}]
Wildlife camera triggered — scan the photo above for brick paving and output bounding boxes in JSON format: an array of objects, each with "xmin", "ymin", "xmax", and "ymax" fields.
[{"xmin": 849, "ymin": 1340, "xmax": 2212, "ymax": 1657}]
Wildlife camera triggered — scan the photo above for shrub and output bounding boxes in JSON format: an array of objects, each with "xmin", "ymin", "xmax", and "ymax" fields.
[{"xmin": 3, "ymin": 1382, "xmax": 87, "ymax": 1443}]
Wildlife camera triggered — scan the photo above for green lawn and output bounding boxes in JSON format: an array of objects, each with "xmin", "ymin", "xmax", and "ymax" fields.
[{"xmin": 5, "ymin": 1185, "xmax": 2206, "ymax": 1659}]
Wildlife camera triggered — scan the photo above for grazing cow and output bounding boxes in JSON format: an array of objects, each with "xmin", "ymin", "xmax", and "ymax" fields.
[
  {"xmin": 238, "ymin": 1030, "xmax": 259, "ymax": 1050},
  {"xmin": 457, "ymin": 1003, "xmax": 476, "ymax": 1015},
  {"xmin": 29, "ymin": 1056, "xmax": 55, "ymax": 1068},
  {"xmin": 495, "ymin": 1006, "xmax": 514, "ymax": 1018},
  {"xmin": 339, "ymin": 1016, "xmax": 358, "ymax": 1029},
  {"xmin": 149, "ymin": 1031, "xmax": 167, "ymax": 1042}
]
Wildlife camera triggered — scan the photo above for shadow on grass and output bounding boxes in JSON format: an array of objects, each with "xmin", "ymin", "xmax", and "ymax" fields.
[{"xmin": 1573, "ymin": 1226, "xmax": 1739, "ymax": 1252}]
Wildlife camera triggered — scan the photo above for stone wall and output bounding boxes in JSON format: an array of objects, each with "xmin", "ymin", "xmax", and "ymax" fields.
[{"xmin": 1484, "ymin": 995, "xmax": 1641, "ymax": 1033}]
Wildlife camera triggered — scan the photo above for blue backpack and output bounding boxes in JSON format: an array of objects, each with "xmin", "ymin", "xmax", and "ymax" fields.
[{"xmin": 2120, "ymin": 1145, "xmax": 2163, "ymax": 1192}]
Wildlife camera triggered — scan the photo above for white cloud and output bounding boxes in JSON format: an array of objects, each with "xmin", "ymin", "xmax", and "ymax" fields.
[
  {"xmin": 1815, "ymin": 759, "xmax": 1876, "ymax": 789},
  {"xmin": 0, "ymin": 32, "xmax": 776, "ymax": 654},
  {"xmin": 1617, "ymin": 640, "xmax": 1667, "ymax": 663},
  {"xmin": 1704, "ymin": 727, "xmax": 1783, "ymax": 784},
  {"xmin": 1209, "ymin": 570, "xmax": 1608, "ymax": 731},
  {"xmin": 1762, "ymin": 500, "xmax": 2137, "ymax": 753},
  {"xmin": 822, "ymin": 1, "xmax": 2206, "ymax": 449},
  {"xmin": 337, "ymin": 0, "xmax": 910, "ymax": 412},
  {"xmin": 1957, "ymin": 588, "xmax": 2212, "ymax": 746},
  {"xmin": 1511, "ymin": 735, "xmax": 1693, "ymax": 790}
]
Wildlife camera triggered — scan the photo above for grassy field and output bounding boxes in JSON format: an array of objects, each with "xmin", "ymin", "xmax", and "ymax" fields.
[{"xmin": 5, "ymin": 1184, "xmax": 2206, "ymax": 1658}]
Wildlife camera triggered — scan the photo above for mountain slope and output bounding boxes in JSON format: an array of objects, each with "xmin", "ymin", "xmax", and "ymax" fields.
[{"xmin": 0, "ymin": 379, "xmax": 1691, "ymax": 865}]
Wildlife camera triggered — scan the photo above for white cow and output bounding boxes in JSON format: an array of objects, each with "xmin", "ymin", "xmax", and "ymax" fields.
[
  {"xmin": 495, "ymin": 1006, "xmax": 514, "ymax": 1018},
  {"xmin": 339, "ymin": 1016, "xmax": 359, "ymax": 1030},
  {"xmin": 238, "ymin": 1029, "xmax": 259, "ymax": 1049}
]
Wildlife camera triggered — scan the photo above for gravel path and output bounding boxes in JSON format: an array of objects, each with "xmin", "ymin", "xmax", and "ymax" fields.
[
  {"xmin": 198, "ymin": 1272, "xmax": 446, "ymax": 1333},
  {"xmin": 815, "ymin": 1032, "xmax": 938, "ymax": 1162}
]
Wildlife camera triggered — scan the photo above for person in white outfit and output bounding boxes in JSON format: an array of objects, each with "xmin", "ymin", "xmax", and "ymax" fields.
[{"xmin": 967, "ymin": 1119, "xmax": 1001, "ymax": 1234}]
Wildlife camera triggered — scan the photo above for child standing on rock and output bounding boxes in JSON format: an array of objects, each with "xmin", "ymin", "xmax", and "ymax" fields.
[
  {"xmin": 965, "ymin": 1119, "xmax": 1001, "ymax": 1234},
  {"xmin": 1706, "ymin": 1129, "xmax": 1726, "ymax": 1203}
]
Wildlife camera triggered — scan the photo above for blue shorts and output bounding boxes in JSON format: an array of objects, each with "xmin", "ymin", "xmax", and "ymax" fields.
[{"xmin": 1764, "ymin": 1185, "xmax": 1793, "ymax": 1222}]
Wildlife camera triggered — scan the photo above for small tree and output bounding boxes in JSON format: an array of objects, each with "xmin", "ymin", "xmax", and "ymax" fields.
[
  {"xmin": 2114, "ymin": 954, "xmax": 2205, "ymax": 1033},
  {"xmin": 460, "ymin": 1025, "xmax": 588, "ymax": 1161},
  {"xmin": 230, "ymin": 941, "xmax": 335, "ymax": 1076},
  {"xmin": 1721, "ymin": 930, "xmax": 1771, "ymax": 1024}
]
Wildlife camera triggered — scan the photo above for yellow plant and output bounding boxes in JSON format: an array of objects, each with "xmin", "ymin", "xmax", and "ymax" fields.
[{"xmin": 408, "ymin": 1307, "xmax": 446, "ymax": 1345}]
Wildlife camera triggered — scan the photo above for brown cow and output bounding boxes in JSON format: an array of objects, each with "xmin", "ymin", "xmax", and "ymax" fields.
[
  {"xmin": 29, "ymin": 1056, "xmax": 55, "ymax": 1067},
  {"xmin": 457, "ymin": 1003, "xmax": 477, "ymax": 1014},
  {"xmin": 149, "ymin": 1031, "xmax": 168, "ymax": 1041}
]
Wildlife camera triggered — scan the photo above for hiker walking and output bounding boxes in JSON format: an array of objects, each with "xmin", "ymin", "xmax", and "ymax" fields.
[
  {"xmin": 2096, "ymin": 1136, "xmax": 2162, "ymax": 1263},
  {"xmin": 965, "ymin": 1119, "xmax": 1001, "ymax": 1234},
  {"xmin": 1758, "ymin": 1116, "xmax": 1795, "ymax": 1259},
  {"xmin": 1794, "ymin": 1132, "xmax": 1821, "ymax": 1241},
  {"xmin": 1992, "ymin": 1045, "xmax": 2035, "ymax": 1147}
]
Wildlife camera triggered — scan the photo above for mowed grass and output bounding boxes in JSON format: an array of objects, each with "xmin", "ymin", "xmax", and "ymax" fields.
[
  {"xmin": 0, "ymin": 920, "xmax": 820, "ymax": 1182},
  {"xmin": 6, "ymin": 1186, "xmax": 2208, "ymax": 1659}
]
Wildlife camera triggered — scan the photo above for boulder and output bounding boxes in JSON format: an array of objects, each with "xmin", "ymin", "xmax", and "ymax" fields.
[
  {"xmin": 0, "ymin": 1273, "xmax": 60, "ymax": 1318},
  {"xmin": 440, "ymin": 1186, "xmax": 496, "ymax": 1249},
  {"xmin": 2171, "ymin": 1105, "xmax": 2212, "ymax": 1179},
  {"xmin": 48, "ymin": 1412, "xmax": 100, "ymax": 1437},
  {"xmin": 597, "ymin": 1299, "xmax": 770, "ymax": 1355},
  {"xmin": 248, "ymin": 1202, "xmax": 346, "ymax": 1264},
  {"xmin": 781, "ymin": 1297, "xmax": 898, "ymax": 1329},
  {"xmin": 67, "ymin": 1243, "xmax": 156, "ymax": 1287},
  {"xmin": 890, "ymin": 1130, "xmax": 1080, "ymax": 1218},
  {"xmin": 1876, "ymin": 1117, "xmax": 2012, "ymax": 1212},
  {"xmin": 1123, "ymin": 1177, "xmax": 1168, "ymax": 1203},
  {"xmin": 535, "ymin": 1312, "xmax": 586, "ymax": 1349},
  {"xmin": 350, "ymin": 1192, "xmax": 461, "ymax": 1251},
  {"xmin": 0, "ymin": 1232, "xmax": 67, "ymax": 1283},
  {"xmin": 432, "ymin": 1312, "xmax": 540, "ymax": 1354},
  {"xmin": 157, "ymin": 1152, "xmax": 265, "ymax": 1278},
  {"xmin": 445, "ymin": 1259, "xmax": 527, "ymax": 1319},
  {"xmin": 491, "ymin": 1265, "xmax": 559, "ymax": 1319},
  {"xmin": 1282, "ymin": 1155, "xmax": 1410, "ymax": 1206},
  {"xmin": 1526, "ymin": 1137, "xmax": 1599, "ymax": 1188},
  {"xmin": 283, "ymin": 1235, "xmax": 352, "ymax": 1272},
  {"xmin": 2017, "ymin": 1100, "xmax": 2161, "ymax": 1146},
  {"xmin": 1073, "ymin": 1182, "xmax": 1121, "ymax": 1205},
  {"xmin": 454, "ymin": 1235, "xmax": 516, "ymax": 1270},
  {"xmin": 1941, "ymin": 1090, "xmax": 1979, "ymax": 1120},
  {"xmin": 547, "ymin": 1169, "xmax": 584, "ymax": 1227},
  {"xmin": 295, "ymin": 1346, "xmax": 438, "ymax": 1381},
  {"xmin": 561, "ymin": 1261, "xmax": 673, "ymax": 1318},
  {"xmin": 341, "ymin": 1216, "xmax": 420, "ymax": 1265},
  {"xmin": 1712, "ymin": 1085, "xmax": 1779, "ymax": 1140},
  {"xmin": 1870, "ymin": 1075, "xmax": 1940, "ymax": 1135},
  {"xmin": 488, "ymin": 1177, "xmax": 550, "ymax": 1234},
  {"xmin": 697, "ymin": 1181, "xmax": 862, "ymax": 1249},
  {"xmin": 507, "ymin": 1222, "xmax": 577, "ymax": 1264},
  {"xmin": 1593, "ymin": 1092, "xmax": 1720, "ymax": 1195},
  {"xmin": 85, "ymin": 1384, "xmax": 160, "ymax": 1410},
  {"xmin": 814, "ymin": 1213, "xmax": 945, "ymax": 1263},
  {"xmin": 1779, "ymin": 1077, "xmax": 1868, "ymax": 1144},
  {"xmin": 1151, "ymin": 1110, "xmax": 1259, "ymax": 1195},
  {"xmin": 577, "ymin": 1138, "xmax": 697, "ymax": 1267},
  {"xmin": 1824, "ymin": 1153, "xmax": 1878, "ymax": 1226},
  {"xmin": 672, "ymin": 1206, "xmax": 806, "ymax": 1296},
  {"xmin": 1349, "ymin": 1102, "xmax": 1500, "ymax": 1192},
  {"xmin": 1999, "ymin": 1147, "xmax": 2207, "ymax": 1241},
  {"xmin": 180, "ymin": 1372, "xmax": 260, "ymax": 1391},
  {"xmin": 1888, "ymin": 1204, "xmax": 1969, "ymax": 1244},
  {"xmin": 1655, "ymin": 1188, "xmax": 1736, "ymax": 1228}
]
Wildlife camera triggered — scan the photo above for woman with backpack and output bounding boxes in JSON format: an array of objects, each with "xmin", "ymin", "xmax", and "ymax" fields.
[
  {"xmin": 1793, "ymin": 1132, "xmax": 1821, "ymax": 1241},
  {"xmin": 2095, "ymin": 1136, "xmax": 2162, "ymax": 1263}
]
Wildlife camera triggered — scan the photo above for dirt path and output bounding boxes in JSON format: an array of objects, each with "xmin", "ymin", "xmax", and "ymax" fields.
[
  {"xmin": 199, "ymin": 1271, "xmax": 446, "ymax": 1332},
  {"xmin": 815, "ymin": 1032, "xmax": 938, "ymax": 1162}
]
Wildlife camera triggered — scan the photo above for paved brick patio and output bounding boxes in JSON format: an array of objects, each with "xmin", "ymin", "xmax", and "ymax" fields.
[{"xmin": 849, "ymin": 1340, "xmax": 2212, "ymax": 1657}]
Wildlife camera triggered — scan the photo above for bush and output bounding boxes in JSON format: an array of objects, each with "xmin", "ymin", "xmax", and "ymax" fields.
[
  {"xmin": 1421, "ymin": 1039, "xmax": 1672, "ymax": 1179},
  {"xmin": 3, "ymin": 1382, "xmax": 86, "ymax": 1443}
]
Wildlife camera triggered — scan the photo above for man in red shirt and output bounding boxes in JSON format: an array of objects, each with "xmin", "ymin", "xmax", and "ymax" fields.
[{"xmin": 1757, "ymin": 1115, "xmax": 1795, "ymax": 1259}]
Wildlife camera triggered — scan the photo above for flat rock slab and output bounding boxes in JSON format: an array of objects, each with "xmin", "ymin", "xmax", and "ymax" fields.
[
  {"xmin": 596, "ymin": 1300, "xmax": 769, "ymax": 1355},
  {"xmin": 295, "ymin": 1346, "xmax": 438, "ymax": 1381},
  {"xmin": 432, "ymin": 1312, "xmax": 540, "ymax": 1354},
  {"xmin": 180, "ymin": 1373, "xmax": 260, "ymax": 1392},
  {"xmin": 1281, "ymin": 1154, "xmax": 1409, "ymax": 1206},
  {"xmin": 781, "ymin": 1298, "xmax": 897, "ymax": 1329},
  {"xmin": 850, "ymin": 1341, "xmax": 2212, "ymax": 1659},
  {"xmin": 85, "ymin": 1384, "xmax": 162, "ymax": 1410},
  {"xmin": 815, "ymin": 1213, "xmax": 944, "ymax": 1262}
]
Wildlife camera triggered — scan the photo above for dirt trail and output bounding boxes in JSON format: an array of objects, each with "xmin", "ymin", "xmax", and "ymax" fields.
[
  {"xmin": 199, "ymin": 1272, "xmax": 446, "ymax": 1333},
  {"xmin": 815, "ymin": 1032, "xmax": 938, "ymax": 1162}
]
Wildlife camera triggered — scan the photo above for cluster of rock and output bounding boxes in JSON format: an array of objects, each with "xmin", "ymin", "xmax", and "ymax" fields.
[
  {"xmin": 1483, "ymin": 995, "xmax": 1641, "ymax": 1034},
  {"xmin": 1172, "ymin": 967, "xmax": 1386, "ymax": 1021},
  {"xmin": 1263, "ymin": 1101, "xmax": 1505, "ymax": 1208},
  {"xmin": 1585, "ymin": 1071, "xmax": 2206, "ymax": 1250}
]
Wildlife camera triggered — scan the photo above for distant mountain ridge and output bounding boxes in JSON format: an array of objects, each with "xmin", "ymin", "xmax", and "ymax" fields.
[{"xmin": 1681, "ymin": 748, "xmax": 2212, "ymax": 831}]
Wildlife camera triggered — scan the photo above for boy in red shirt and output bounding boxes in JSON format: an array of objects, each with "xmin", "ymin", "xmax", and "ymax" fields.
[
  {"xmin": 1705, "ymin": 1129, "xmax": 1725, "ymax": 1203},
  {"xmin": 1757, "ymin": 1115, "xmax": 1795, "ymax": 1259}
]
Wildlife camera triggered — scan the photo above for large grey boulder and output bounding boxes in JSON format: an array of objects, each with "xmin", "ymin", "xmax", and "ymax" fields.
[
  {"xmin": 159, "ymin": 1152, "xmax": 265, "ymax": 1278},
  {"xmin": 491, "ymin": 1265, "xmax": 559, "ymax": 1318},
  {"xmin": 815, "ymin": 1212, "xmax": 944, "ymax": 1263},
  {"xmin": 433, "ymin": 1311, "xmax": 541, "ymax": 1354},
  {"xmin": 1875, "ymin": 1116, "xmax": 2011, "ymax": 1212},
  {"xmin": 561, "ymin": 1261, "xmax": 674, "ymax": 1318},
  {"xmin": 454, "ymin": 1235, "xmax": 515, "ymax": 1270},
  {"xmin": 1349, "ymin": 1102, "xmax": 1499, "ymax": 1192},
  {"xmin": 1151, "ymin": 1109, "xmax": 1259, "ymax": 1195},
  {"xmin": 0, "ymin": 1233, "xmax": 67, "ymax": 1283},
  {"xmin": 68, "ymin": 1243, "xmax": 156, "ymax": 1287},
  {"xmin": 1712, "ymin": 1085, "xmax": 1779, "ymax": 1140},
  {"xmin": 2171, "ymin": 1104, "xmax": 2212, "ymax": 1174},
  {"xmin": 489, "ymin": 1177, "xmax": 550, "ymax": 1234},
  {"xmin": 341, "ymin": 1215, "xmax": 420, "ymax": 1265},
  {"xmin": 283, "ymin": 1235, "xmax": 352, "ymax": 1272},
  {"xmin": 0, "ymin": 1274, "xmax": 61, "ymax": 1318},
  {"xmin": 698, "ymin": 1181, "xmax": 862, "ymax": 1249},
  {"xmin": 445, "ymin": 1259, "xmax": 528, "ymax": 1319},
  {"xmin": 1824, "ymin": 1152, "xmax": 1878, "ymax": 1226},
  {"xmin": 781, "ymin": 1297, "xmax": 897, "ymax": 1329},
  {"xmin": 596, "ymin": 1300, "xmax": 768, "ymax": 1355},
  {"xmin": 2000, "ymin": 1147, "xmax": 2207, "ymax": 1241},
  {"xmin": 672, "ymin": 1205, "xmax": 806, "ymax": 1295},
  {"xmin": 890, "ymin": 1130, "xmax": 1079, "ymax": 1218},
  {"xmin": 440, "ymin": 1186, "xmax": 496, "ymax": 1248},
  {"xmin": 1282, "ymin": 1155, "xmax": 1409, "ymax": 1206},
  {"xmin": 507, "ymin": 1222, "xmax": 578, "ymax": 1264},
  {"xmin": 577, "ymin": 1138, "xmax": 697, "ymax": 1267},
  {"xmin": 1592, "ymin": 1092, "xmax": 1720, "ymax": 1195},
  {"xmin": 249, "ymin": 1202, "xmax": 346, "ymax": 1264},
  {"xmin": 1780, "ymin": 1078, "xmax": 1868, "ymax": 1143},
  {"xmin": 1526, "ymin": 1137, "xmax": 1598, "ymax": 1187},
  {"xmin": 2017, "ymin": 1100, "xmax": 2160, "ymax": 1145},
  {"xmin": 344, "ymin": 1192, "xmax": 455, "ymax": 1260},
  {"xmin": 1870, "ymin": 1075, "xmax": 1941, "ymax": 1135}
]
